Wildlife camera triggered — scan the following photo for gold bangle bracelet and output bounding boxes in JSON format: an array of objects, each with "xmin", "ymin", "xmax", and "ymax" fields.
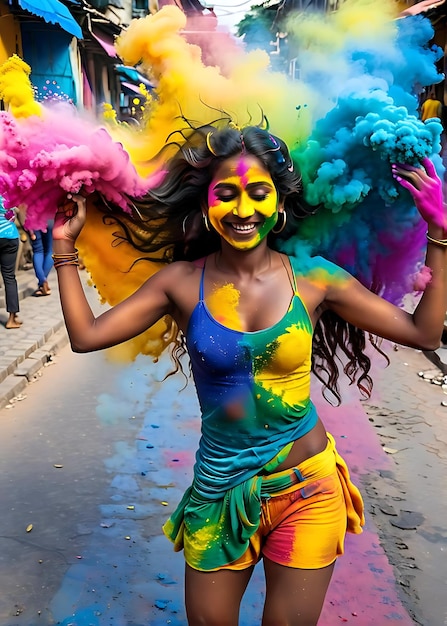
[
  {"xmin": 53, "ymin": 259, "xmax": 80, "ymax": 269},
  {"xmin": 52, "ymin": 248, "xmax": 78, "ymax": 259},
  {"xmin": 426, "ymin": 233, "xmax": 447, "ymax": 248}
]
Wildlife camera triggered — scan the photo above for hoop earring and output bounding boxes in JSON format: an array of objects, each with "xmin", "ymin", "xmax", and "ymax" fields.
[
  {"xmin": 182, "ymin": 214, "xmax": 189, "ymax": 235},
  {"xmin": 272, "ymin": 211, "xmax": 286, "ymax": 234},
  {"xmin": 203, "ymin": 213, "xmax": 210, "ymax": 232}
]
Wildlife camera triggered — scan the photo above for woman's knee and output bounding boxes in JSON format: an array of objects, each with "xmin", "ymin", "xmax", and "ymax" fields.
[
  {"xmin": 262, "ymin": 559, "xmax": 335, "ymax": 626},
  {"xmin": 186, "ymin": 591, "xmax": 240, "ymax": 626},
  {"xmin": 185, "ymin": 564, "xmax": 253, "ymax": 626}
]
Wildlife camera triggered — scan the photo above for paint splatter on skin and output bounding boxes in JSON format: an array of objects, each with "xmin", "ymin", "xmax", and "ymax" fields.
[
  {"xmin": 393, "ymin": 158, "xmax": 446, "ymax": 228},
  {"xmin": 207, "ymin": 283, "xmax": 242, "ymax": 331}
]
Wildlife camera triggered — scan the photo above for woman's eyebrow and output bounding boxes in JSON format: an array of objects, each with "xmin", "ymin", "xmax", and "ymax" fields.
[
  {"xmin": 245, "ymin": 181, "xmax": 274, "ymax": 189},
  {"xmin": 213, "ymin": 180, "xmax": 274, "ymax": 189}
]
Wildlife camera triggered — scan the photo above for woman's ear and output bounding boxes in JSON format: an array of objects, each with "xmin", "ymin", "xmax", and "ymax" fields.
[{"xmin": 278, "ymin": 197, "xmax": 285, "ymax": 213}]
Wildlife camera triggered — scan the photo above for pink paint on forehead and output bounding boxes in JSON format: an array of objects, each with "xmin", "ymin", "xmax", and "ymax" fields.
[{"xmin": 235, "ymin": 156, "xmax": 250, "ymax": 186}]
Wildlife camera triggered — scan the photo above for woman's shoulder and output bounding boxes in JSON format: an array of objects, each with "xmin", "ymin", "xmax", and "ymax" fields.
[
  {"xmin": 287, "ymin": 253, "xmax": 347, "ymax": 278},
  {"xmin": 153, "ymin": 258, "xmax": 204, "ymax": 284}
]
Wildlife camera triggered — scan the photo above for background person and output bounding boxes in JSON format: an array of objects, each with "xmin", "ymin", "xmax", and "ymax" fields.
[
  {"xmin": 0, "ymin": 198, "xmax": 22, "ymax": 329},
  {"xmin": 421, "ymin": 87, "xmax": 443, "ymax": 122},
  {"xmin": 28, "ymin": 219, "xmax": 54, "ymax": 296}
]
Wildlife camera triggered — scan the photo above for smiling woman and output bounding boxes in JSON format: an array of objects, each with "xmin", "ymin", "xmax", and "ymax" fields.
[
  {"xmin": 113, "ymin": 120, "xmax": 311, "ymax": 265},
  {"xmin": 49, "ymin": 114, "xmax": 446, "ymax": 626}
]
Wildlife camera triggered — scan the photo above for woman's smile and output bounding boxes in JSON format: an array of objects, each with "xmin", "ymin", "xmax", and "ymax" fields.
[{"xmin": 225, "ymin": 219, "xmax": 260, "ymax": 234}]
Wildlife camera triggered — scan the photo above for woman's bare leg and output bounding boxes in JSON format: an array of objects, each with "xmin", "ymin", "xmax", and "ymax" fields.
[
  {"xmin": 185, "ymin": 563, "xmax": 254, "ymax": 626},
  {"xmin": 262, "ymin": 558, "xmax": 335, "ymax": 626}
]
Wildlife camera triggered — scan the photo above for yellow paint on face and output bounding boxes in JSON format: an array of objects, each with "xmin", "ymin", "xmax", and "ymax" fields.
[
  {"xmin": 206, "ymin": 283, "xmax": 242, "ymax": 331},
  {"xmin": 207, "ymin": 154, "xmax": 280, "ymax": 250}
]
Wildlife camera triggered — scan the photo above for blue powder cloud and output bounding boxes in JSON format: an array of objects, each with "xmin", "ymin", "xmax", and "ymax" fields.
[{"xmin": 284, "ymin": 15, "xmax": 444, "ymax": 304}]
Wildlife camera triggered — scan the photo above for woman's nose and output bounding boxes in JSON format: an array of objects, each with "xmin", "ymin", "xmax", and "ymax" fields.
[{"xmin": 232, "ymin": 195, "xmax": 255, "ymax": 218}]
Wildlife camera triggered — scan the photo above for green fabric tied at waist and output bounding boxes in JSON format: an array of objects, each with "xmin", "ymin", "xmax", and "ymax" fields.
[{"xmin": 162, "ymin": 441, "xmax": 299, "ymax": 571}]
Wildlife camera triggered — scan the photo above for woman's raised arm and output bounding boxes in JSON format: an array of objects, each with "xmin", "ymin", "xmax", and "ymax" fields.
[{"xmin": 52, "ymin": 195, "xmax": 174, "ymax": 353}]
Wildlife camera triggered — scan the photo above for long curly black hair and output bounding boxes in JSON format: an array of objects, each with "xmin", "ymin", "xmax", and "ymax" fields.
[{"xmin": 100, "ymin": 116, "xmax": 387, "ymax": 404}]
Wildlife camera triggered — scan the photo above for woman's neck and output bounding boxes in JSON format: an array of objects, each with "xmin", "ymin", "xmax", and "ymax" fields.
[{"xmin": 215, "ymin": 242, "xmax": 275, "ymax": 279}]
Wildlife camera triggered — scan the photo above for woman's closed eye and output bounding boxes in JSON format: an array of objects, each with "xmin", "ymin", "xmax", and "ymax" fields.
[
  {"xmin": 216, "ymin": 190, "xmax": 270, "ymax": 202},
  {"xmin": 216, "ymin": 192, "xmax": 237, "ymax": 202},
  {"xmin": 251, "ymin": 192, "xmax": 269, "ymax": 201}
]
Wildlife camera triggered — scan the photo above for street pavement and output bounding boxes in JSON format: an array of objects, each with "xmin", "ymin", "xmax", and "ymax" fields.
[
  {"xmin": 0, "ymin": 268, "xmax": 70, "ymax": 411},
  {"xmin": 1, "ymin": 267, "xmax": 447, "ymax": 624}
]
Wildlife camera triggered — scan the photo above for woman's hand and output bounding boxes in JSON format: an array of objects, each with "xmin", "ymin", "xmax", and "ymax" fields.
[
  {"xmin": 53, "ymin": 194, "xmax": 87, "ymax": 246},
  {"xmin": 392, "ymin": 158, "xmax": 445, "ymax": 230}
]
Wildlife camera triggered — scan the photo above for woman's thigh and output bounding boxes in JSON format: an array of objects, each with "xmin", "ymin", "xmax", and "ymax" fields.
[
  {"xmin": 262, "ymin": 558, "xmax": 335, "ymax": 626},
  {"xmin": 185, "ymin": 563, "xmax": 254, "ymax": 626}
]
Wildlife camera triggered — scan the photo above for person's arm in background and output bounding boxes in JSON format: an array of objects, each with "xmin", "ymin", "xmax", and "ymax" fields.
[{"xmin": 15, "ymin": 204, "xmax": 36, "ymax": 240}]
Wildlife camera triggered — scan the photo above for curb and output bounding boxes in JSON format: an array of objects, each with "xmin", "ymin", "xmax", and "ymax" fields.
[
  {"xmin": 0, "ymin": 326, "xmax": 69, "ymax": 410},
  {"xmin": 0, "ymin": 268, "xmax": 70, "ymax": 411},
  {"xmin": 0, "ymin": 269, "xmax": 100, "ymax": 411}
]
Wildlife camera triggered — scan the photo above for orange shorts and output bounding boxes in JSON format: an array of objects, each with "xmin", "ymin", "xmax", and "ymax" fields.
[{"xmin": 217, "ymin": 446, "xmax": 351, "ymax": 570}]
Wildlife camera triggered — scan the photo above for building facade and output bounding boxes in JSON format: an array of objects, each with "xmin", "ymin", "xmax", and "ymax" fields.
[{"xmin": 0, "ymin": 1, "xmax": 211, "ymax": 119}]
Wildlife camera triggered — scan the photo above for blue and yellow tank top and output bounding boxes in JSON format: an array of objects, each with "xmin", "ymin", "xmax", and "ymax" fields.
[{"xmin": 185, "ymin": 254, "xmax": 318, "ymax": 498}]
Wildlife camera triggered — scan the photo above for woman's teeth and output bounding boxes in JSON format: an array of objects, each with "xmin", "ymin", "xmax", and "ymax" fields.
[{"xmin": 231, "ymin": 223, "xmax": 256, "ymax": 232}]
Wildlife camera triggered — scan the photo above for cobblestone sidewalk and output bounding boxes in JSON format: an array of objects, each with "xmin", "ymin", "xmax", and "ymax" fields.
[{"xmin": 0, "ymin": 269, "xmax": 69, "ymax": 410}]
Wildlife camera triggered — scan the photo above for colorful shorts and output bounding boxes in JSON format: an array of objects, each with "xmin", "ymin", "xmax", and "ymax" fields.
[
  {"xmin": 219, "ymin": 453, "xmax": 348, "ymax": 570},
  {"xmin": 164, "ymin": 433, "xmax": 364, "ymax": 571}
]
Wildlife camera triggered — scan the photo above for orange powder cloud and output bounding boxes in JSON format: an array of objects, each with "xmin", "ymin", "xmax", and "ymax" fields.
[{"xmin": 112, "ymin": 5, "xmax": 314, "ymax": 170}]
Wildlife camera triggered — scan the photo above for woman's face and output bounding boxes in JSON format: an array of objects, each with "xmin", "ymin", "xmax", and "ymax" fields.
[{"xmin": 206, "ymin": 154, "xmax": 282, "ymax": 250}]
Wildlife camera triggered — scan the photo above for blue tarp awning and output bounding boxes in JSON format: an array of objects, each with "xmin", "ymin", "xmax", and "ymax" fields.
[
  {"xmin": 18, "ymin": 0, "xmax": 83, "ymax": 39},
  {"xmin": 115, "ymin": 65, "xmax": 153, "ymax": 90}
]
